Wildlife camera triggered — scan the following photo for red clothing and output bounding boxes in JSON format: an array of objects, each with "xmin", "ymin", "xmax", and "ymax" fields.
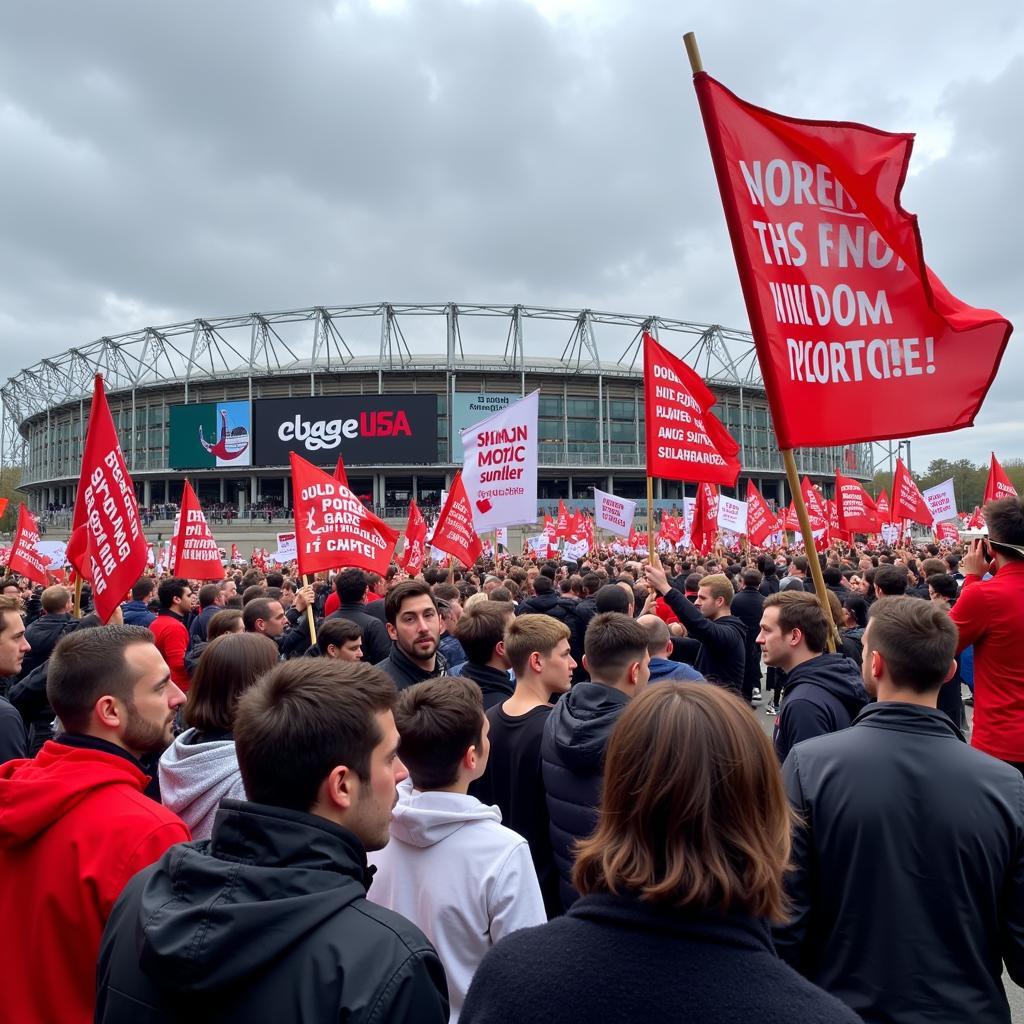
[
  {"xmin": 951, "ymin": 561, "xmax": 1024, "ymax": 762},
  {"xmin": 0, "ymin": 740, "xmax": 190, "ymax": 1024},
  {"xmin": 654, "ymin": 595, "xmax": 679, "ymax": 626},
  {"xmin": 324, "ymin": 590, "xmax": 340, "ymax": 617},
  {"xmin": 148, "ymin": 611, "xmax": 191, "ymax": 689}
]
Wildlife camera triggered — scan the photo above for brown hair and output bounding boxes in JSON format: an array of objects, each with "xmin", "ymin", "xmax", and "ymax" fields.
[
  {"xmin": 207, "ymin": 608, "xmax": 243, "ymax": 640},
  {"xmin": 763, "ymin": 591, "xmax": 828, "ymax": 654},
  {"xmin": 453, "ymin": 601, "xmax": 515, "ymax": 666},
  {"xmin": 866, "ymin": 596, "xmax": 957, "ymax": 692},
  {"xmin": 394, "ymin": 676, "xmax": 484, "ymax": 790},
  {"xmin": 504, "ymin": 614, "xmax": 571, "ymax": 677},
  {"xmin": 698, "ymin": 573, "xmax": 734, "ymax": 605},
  {"xmin": 385, "ymin": 578, "xmax": 436, "ymax": 625},
  {"xmin": 317, "ymin": 616, "xmax": 363, "ymax": 653},
  {"xmin": 185, "ymin": 632, "xmax": 280, "ymax": 733},
  {"xmin": 573, "ymin": 683, "xmax": 793, "ymax": 921},
  {"xmin": 41, "ymin": 586, "xmax": 71, "ymax": 614},
  {"xmin": 984, "ymin": 495, "xmax": 1024, "ymax": 553},
  {"xmin": 583, "ymin": 612, "xmax": 649, "ymax": 681}
]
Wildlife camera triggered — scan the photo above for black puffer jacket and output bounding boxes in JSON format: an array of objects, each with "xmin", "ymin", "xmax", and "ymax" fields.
[
  {"xmin": 660, "ymin": 587, "xmax": 747, "ymax": 693},
  {"xmin": 568, "ymin": 597, "xmax": 598, "ymax": 683},
  {"xmin": 96, "ymin": 800, "xmax": 449, "ymax": 1024},
  {"xmin": 540, "ymin": 682, "xmax": 630, "ymax": 910},
  {"xmin": 20, "ymin": 613, "xmax": 75, "ymax": 680},
  {"xmin": 516, "ymin": 591, "xmax": 577, "ymax": 622}
]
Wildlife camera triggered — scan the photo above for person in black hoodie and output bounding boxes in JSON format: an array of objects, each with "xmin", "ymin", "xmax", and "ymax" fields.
[
  {"xmin": 644, "ymin": 566, "xmax": 747, "ymax": 693},
  {"xmin": 541, "ymin": 612, "xmax": 650, "ymax": 910},
  {"xmin": 376, "ymin": 580, "xmax": 448, "ymax": 690},
  {"xmin": 730, "ymin": 568, "xmax": 765, "ymax": 704},
  {"xmin": 328, "ymin": 568, "xmax": 393, "ymax": 665},
  {"xmin": 453, "ymin": 601, "xmax": 516, "ymax": 710},
  {"xmin": 95, "ymin": 659, "xmax": 449, "ymax": 1024},
  {"xmin": 756, "ymin": 591, "xmax": 870, "ymax": 763},
  {"xmin": 516, "ymin": 574, "xmax": 575, "ymax": 621},
  {"xmin": 568, "ymin": 573, "xmax": 601, "ymax": 683}
]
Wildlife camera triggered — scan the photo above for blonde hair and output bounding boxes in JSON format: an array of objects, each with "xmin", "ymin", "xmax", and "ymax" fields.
[
  {"xmin": 698, "ymin": 573, "xmax": 734, "ymax": 605},
  {"xmin": 504, "ymin": 614, "xmax": 571, "ymax": 677}
]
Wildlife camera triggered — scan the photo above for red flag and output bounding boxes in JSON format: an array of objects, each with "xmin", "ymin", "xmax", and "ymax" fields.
[
  {"xmin": 935, "ymin": 521, "xmax": 960, "ymax": 544},
  {"xmin": 0, "ymin": 499, "xmax": 8, "ymax": 519},
  {"xmin": 875, "ymin": 489, "xmax": 892, "ymax": 524},
  {"xmin": 230, "ymin": 543, "xmax": 241, "ymax": 563},
  {"xmin": 169, "ymin": 481, "xmax": 224, "ymax": 581},
  {"xmin": 334, "ymin": 455, "xmax": 350, "ymax": 490},
  {"xmin": 745, "ymin": 480, "xmax": 777, "ymax": 546},
  {"xmin": 47, "ymin": 568, "xmax": 67, "ymax": 585},
  {"xmin": 691, "ymin": 482, "xmax": 719, "ymax": 556},
  {"xmin": 554, "ymin": 500, "xmax": 569, "ymax": 538},
  {"xmin": 66, "ymin": 375, "xmax": 149, "ymax": 622},
  {"xmin": 432, "ymin": 472, "xmax": 483, "ymax": 566},
  {"xmin": 826, "ymin": 499, "xmax": 851, "ymax": 544},
  {"xmin": 891, "ymin": 458, "xmax": 932, "ymax": 525},
  {"xmin": 643, "ymin": 334, "xmax": 740, "ymax": 485},
  {"xmin": 835, "ymin": 471, "xmax": 880, "ymax": 534},
  {"xmin": 8, "ymin": 504, "xmax": 49, "ymax": 586},
  {"xmin": 692, "ymin": 73, "xmax": 1012, "ymax": 449},
  {"xmin": 290, "ymin": 452, "xmax": 398, "ymax": 576},
  {"xmin": 399, "ymin": 499, "xmax": 427, "ymax": 575},
  {"xmin": 984, "ymin": 453, "xmax": 1018, "ymax": 504},
  {"xmin": 800, "ymin": 477, "xmax": 829, "ymax": 532},
  {"xmin": 783, "ymin": 501, "xmax": 801, "ymax": 532},
  {"xmin": 966, "ymin": 506, "xmax": 986, "ymax": 530}
]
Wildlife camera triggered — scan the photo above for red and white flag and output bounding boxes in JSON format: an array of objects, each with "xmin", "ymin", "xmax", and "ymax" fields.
[
  {"xmin": 431, "ymin": 472, "xmax": 483, "ymax": 567},
  {"xmin": 800, "ymin": 477, "xmax": 829, "ymax": 533},
  {"xmin": 399, "ymin": 499, "xmax": 428, "ymax": 575},
  {"xmin": 745, "ymin": 481, "xmax": 777, "ymax": 546},
  {"xmin": 875, "ymin": 489, "xmax": 892, "ymax": 524},
  {"xmin": 9, "ymin": 504, "xmax": 49, "ymax": 587},
  {"xmin": 891, "ymin": 459, "xmax": 932, "ymax": 525},
  {"xmin": 966, "ymin": 506, "xmax": 986, "ymax": 530},
  {"xmin": 692, "ymin": 72, "xmax": 1012, "ymax": 449},
  {"xmin": 835, "ymin": 471, "xmax": 881, "ymax": 534},
  {"xmin": 935, "ymin": 521, "xmax": 961, "ymax": 544},
  {"xmin": 691, "ymin": 482, "xmax": 719, "ymax": 555},
  {"xmin": 169, "ymin": 481, "xmax": 224, "ymax": 580},
  {"xmin": 554, "ymin": 500, "xmax": 570, "ymax": 539},
  {"xmin": 984, "ymin": 453, "xmax": 1018, "ymax": 504}
]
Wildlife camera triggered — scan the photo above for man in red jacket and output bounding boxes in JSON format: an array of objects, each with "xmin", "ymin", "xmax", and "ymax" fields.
[
  {"xmin": 147, "ymin": 576, "xmax": 195, "ymax": 690},
  {"xmin": 952, "ymin": 495, "xmax": 1024, "ymax": 772},
  {"xmin": 0, "ymin": 623, "xmax": 190, "ymax": 1024}
]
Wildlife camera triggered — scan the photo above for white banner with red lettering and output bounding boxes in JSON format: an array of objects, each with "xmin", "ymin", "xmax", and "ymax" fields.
[
  {"xmin": 593, "ymin": 488, "xmax": 636, "ymax": 538},
  {"xmin": 923, "ymin": 478, "xmax": 958, "ymax": 525}
]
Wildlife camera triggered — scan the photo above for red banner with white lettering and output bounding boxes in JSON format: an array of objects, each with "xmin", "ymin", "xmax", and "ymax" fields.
[
  {"xmin": 399, "ymin": 499, "xmax": 427, "ymax": 575},
  {"xmin": 984, "ymin": 453, "xmax": 1018, "ymax": 504},
  {"xmin": 691, "ymin": 482, "xmax": 719, "ymax": 555},
  {"xmin": 835, "ymin": 471, "xmax": 881, "ymax": 534},
  {"xmin": 935, "ymin": 521, "xmax": 961, "ymax": 544},
  {"xmin": 643, "ymin": 334, "xmax": 740, "ymax": 486},
  {"xmin": 431, "ymin": 472, "xmax": 483, "ymax": 567},
  {"xmin": 692, "ymin": 73, "xmax": 1012, "ymax": 449},
  {"xmin": 875, "ymin": 488, "xmax": 891, "ymax": 524},
  {"xmin": 9, "ymin": 504, "xmax": 48, "ymax": 587},
  {"xmin": 745, "ymin": 481, "xmax": 776, "ymax": 546},
  {"xmin": 891, "ymin": 458, "xmax": 932, "ymax": 525},
  {"xmin": 290, "ymin": 452, "xmax": 398, "ymax": 576},
  {"xmin": 66, "ymin": 375, "xmax": 149, "ymax": 623},
  {"xmin": 800, "ymin": 476, "xmax": 829, "ymax": 532},
  {"xmin": 169, "ymin": 480, "xmax": 224, "ymax": 580},
  {"xmin": 554, "ymin": 500, "xmax": 570, "ymax": 538}
]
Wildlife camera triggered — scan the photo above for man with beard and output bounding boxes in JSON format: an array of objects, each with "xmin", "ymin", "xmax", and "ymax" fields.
[
  {"xmin": 376, "ymin": 580, "xmax": 448, "ymax": 690},
  {"xmin": 0, "ymin": 626, "xmax": 190, "ymax": 1024}
]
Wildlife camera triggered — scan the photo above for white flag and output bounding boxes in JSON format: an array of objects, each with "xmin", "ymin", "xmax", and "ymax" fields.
[
  {"xmin": 717, "ymin": 496, "xmax": 748, "ymax": 535},
  {"xmin": 922, "ymin": 478, "xmax": 957, "ymax": 525},
  {"xmin": 461, "ymin": 391, "xmax": 539, "ymax": 530},
  {"xmin": 563, "ymin": 538, "xmax": 590, "ymax": 561},
  {"xmin": 593, "ymin": 488, "xmax": 636, "ymax": 538}
]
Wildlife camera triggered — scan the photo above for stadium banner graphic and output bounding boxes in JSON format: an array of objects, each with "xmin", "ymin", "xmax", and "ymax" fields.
[
  {"xmin": 169, "ymin": 401, "xmax": 252, "ymax": 469},
  {"xmin": 253, "ymin": 395, "xmax": 437, "ymax": 467},
  {"xmin": 452, "ymin": 392, "xmax": 523, "ymax": 437}
]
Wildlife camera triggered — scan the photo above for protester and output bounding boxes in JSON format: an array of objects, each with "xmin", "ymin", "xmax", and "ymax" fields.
[
  {"xmin": 187, "ymin": 582, "xmax": 225, "ymax": 647},
  {"xmin": 183, "ymin": 606, "xmax": 244, "ymax": 674},
  {"xmin": 636, "ymin": 613, "xmax": 704, "ymax": 683},
  {"xmin": 434, "ymin": 583, "xmax": 468, "ymax": 668},
  {"xmin": 568, "ymin": 572, "xmax": 601, "ymax": 682},
  {"xmin": 121, "ymin": 577, "xmax": 157, "ymax": 626},
  {"xmin": 20, "ymin": 584, "xmax": 73, "ymax": 679},
  {"xmin": 376, "ymin": 579, "xmax": 447, "ymax": 689},
  {"xmin": 148, "ymin": 577, "xmax": 195, "ymax": 689},
  {"xmin": 327, "ymin": 567, "xmax": 393, "ymax": 664},
  {"xmin": 0, "ymin": 626, "xmax": 190, "ymax": 1024},
  {"xmin": 316, "ymin": 616, "xmax": 364, "ymax": 661},
  {"xmin": 775, "ymin": 596, "xmax": 1024, "ymax": 1024},
  {"xmin": 95, "ymin": 659, "xmax": 449, "ymax": 1023},
  {"xmin": 453, "ymin": 601, "xmax": 516, "ymax": 710},
  {"xmin": 242, "ymin": 594, "xmax": 311, "ymax": 658},
  {"xmin": 731, "ymin": 566, "xmax": 766, "ymax": 702},
  {"xmin": 462, "ymin": 683, "xmax": 860, "ymax": 1024},
  {"xmin": 0, "ymin": 595, "xmax": 30, "ymax": 763}
]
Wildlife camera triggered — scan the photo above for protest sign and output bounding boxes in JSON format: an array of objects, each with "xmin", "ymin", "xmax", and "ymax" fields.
[
  {"xmin": 594, "ymin": 488, "xmax": 636, "ymax": 538},
  {"xmin": 717, "ymin": 495, "xmax": 748, "ymax": 535},
  {"xmin": 9, "ymin": 505, "xmax": 48, "ymax": 586},
  {"xmin": 922, "ymin": 478, "xmax": 957, "ymax": 525},
  {"xmin": 273, "ymin": 532, "xmax": 298, "ymax": 564},
  {"xmin": 36, "ymin": 541, "xmax": 68, "ymax": 570}
]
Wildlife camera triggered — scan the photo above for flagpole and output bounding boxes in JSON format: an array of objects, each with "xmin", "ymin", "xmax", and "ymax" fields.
[
  {"xmin": 72, "ymin": 576, "xmax": 83, "ymax": 619},
  {"xmin": 447, "ymin": 555, "xmax": 456, "ymax": 583},
  {"xmin": 646, "ymin": 476, "xmax": 658, "ymax": 566},
  {"xmin": 302, "ymin": 574, "xmax": 318, "ymax": 647}
]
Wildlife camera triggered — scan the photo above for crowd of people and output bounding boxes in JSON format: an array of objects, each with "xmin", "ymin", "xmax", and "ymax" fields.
[{"xmin": 1, "ymin": 494, "xmax": 1024, "ymax": 1022}]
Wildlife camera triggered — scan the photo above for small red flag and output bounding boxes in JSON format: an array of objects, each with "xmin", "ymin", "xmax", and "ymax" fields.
[
  {"xmin": 9, "ymin": 504, "xmax": 49, "ymax": 587},
  {"xmin": 800, "ymin": 477, "xmax": 829, "ymax": 533},
  {"xmin": 334, "ymin": 455, "xmax": 350, "ymax": 490},
  {"xmin": 431, "ymin": 472, "xmax": 483, "ymax": 567},
  {"xmin": 783, "ymin": 501, "xmax": 801, "ymax": 532},
  {"xmin": 0, "ymin": 499, "xmax": 8, "ymax": 519},
  {"xmin": 169, "ymin": 481, "xmax": 225, "ymax": 581},
  {"xmin": 835, "ymin": 471, "xmax": 881, "ymax": 534},
  {"xmin": 745, "ymin": 480, "xmax": 777, "ymax": 546},
  {"xmin": 984, "ymin": 453, "xmax": 1018, "ymax": 504},
  {"xmin": 875, "ymin": 489, "xmax": 892, "ymax": 524},
  {"xmin": 966, "ymin": 506, "xmax": 986, "ymax": 530},
  {"xmin": 935, "ymin": 521, "xmax": 961, "ymax": 544},
  {"xmin": 399, "ymin": 499, "xmax": 427, "ymax": 575},
  {"xmin": 891, "ymin": 459, "xmax": 932, "ymax": 525},
  {"xmin": 691, "ymin": 482, "xmax": 719, "ymax": 556},
  {"xmin": 554, "ymin": 500, "xmax": 569, "ymax": 539}
]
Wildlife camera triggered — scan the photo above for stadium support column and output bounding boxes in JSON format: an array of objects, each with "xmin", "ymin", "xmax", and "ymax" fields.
[
  {"xmin": 250, "ymin": 475, "xmax": 257, "ymax": 508},
  {"xmin": 143, "ymin": 480, "xmax": 152, "ymax": 508},
  {"xmin": 283, "ymin": 475, "xmax": 289, "ymax": 510},
  {"xmin": 219, "ymin": 478, "xmax": 225, "ymax": 503}
]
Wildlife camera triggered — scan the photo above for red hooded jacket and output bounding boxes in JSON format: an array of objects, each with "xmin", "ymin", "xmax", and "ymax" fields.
[{"xmin": 0, "ymin": 739, "xmax": 190, "ymax": 1024}]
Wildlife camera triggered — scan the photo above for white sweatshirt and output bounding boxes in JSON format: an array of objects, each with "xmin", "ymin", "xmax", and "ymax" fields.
[{"xmin": 368, "ymin": 779, "xmax": 546, "ymax": 1022}]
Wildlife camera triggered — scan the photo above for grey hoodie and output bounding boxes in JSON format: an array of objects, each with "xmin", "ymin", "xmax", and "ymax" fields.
[{"xmin": 158, "ymin": 729, "xmax": 246, "ymax": 840}]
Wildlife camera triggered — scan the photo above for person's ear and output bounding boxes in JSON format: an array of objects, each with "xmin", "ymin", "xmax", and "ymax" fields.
[
  {"xmin": 386, "ymin": 622, "xmax": 398, "ymax": 642},
  {"xmin": 943, "ymin": 658, "xmax": 957, "ymax": 685},
  {"xmin": 628, "ymin": 660, "xmax": 640, "ymax": 687},
  {"xmin": 528, "ymin": 650, "xmax": 543, "ymax": 674},
  {"xmin": 93, "ymin": 695, "xmax": 123, "ymax": 731},
  {"xmin": 320, "ymin": 765, "xmax": 356, "ymax": 811},
  {"xmin": 581, "ymin": 654, "xmax": 590, "ymax": 675}
]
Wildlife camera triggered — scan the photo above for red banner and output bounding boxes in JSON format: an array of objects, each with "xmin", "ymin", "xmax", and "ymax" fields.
[
  {"xmin": 984, "ymin": 453, "xmax": 1018, "ymax": 504},
  {"xmin": 782, "ymin": 501, "xmax": 801, "ymax": 532},
  {"xmin": 554, "ymin": 500, "xmax": 569, "ymax": 538},
  {"xmin": 66, "ymin": 375, "xmax": 149, "ymax": 623},
  {"xmin": 643, "ymin": 334, "xmax": 740, "ymax": 485},
  {"xmin": 745, "ymin": 480, "xmax": 777, "ymax": 546},
  {"xmin": 169, "ymin": 481, "xmax": 224, "ymax": 580},
  {"xmin": 875, "ymin": 489, "xmax": 891, "ymax": 523},
  {"xmin": 692, "ymin": 73, "xmax": 1012, "ymax": 449},
  {"xmin": 935, "ymin": 521, "xmax": 960, "ymax": 544},
  {"xmin": 891, "ymin": 458, "xmax": 932, "ymax": 525},
  {"xmin": 291, "ymin": 452, "xmax": 398, "ymax": 576},
  {"xmin": 0, "ymin": 499, "xmax": 8, "ymax": 520},
  {"xmin": 431, "ymin": 472, "xmax": 483, "ymax": 567},
  {"xmin": 334, "ymin": 454, "xmax": 350, "ymax": 489},
  {"xmin": 9, "ymin": 504, "xmax": 48, "ymax": 586},
  {"xmin": 800, "ymin": 476, "xmax": 829, "ymax": 532},
  {"xmin": 835, "ymin": 471, "xmax": 881, "ymax": 534},
  {"xmin": 691, "ymin": 482, "xmax": 719, "ymax": 555},
  {"xmin": 399, "ymin": 499, "xmax": 427, "ymax": 575}
]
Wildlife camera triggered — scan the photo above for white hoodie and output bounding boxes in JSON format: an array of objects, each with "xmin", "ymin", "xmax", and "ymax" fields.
[
  {"xmin": 158, "ymin": 728, "xmax": 246, "ymax": 840},
  {"xmin": 368, "ymin": 779, "xmax": 545, "ymax": 1022}
]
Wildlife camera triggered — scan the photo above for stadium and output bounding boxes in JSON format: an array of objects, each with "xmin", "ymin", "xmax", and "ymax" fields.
[{"xmin": 0, "ymin": 302, "xmax": 873, "ymax": 519}]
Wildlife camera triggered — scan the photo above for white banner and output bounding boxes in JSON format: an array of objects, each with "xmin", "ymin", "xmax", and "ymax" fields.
[
  {"xmin": 923, "ymin": 478, "xmax": 957, "ymax": 525},
  {"xmin": 461, "ymin": 390, "xmax": 539, "ymax": 530},
  {"xmin": 593, "ymin": 488, "xmax": 636, "ymax": 538},
  {"xmin": 563, "ymin": 538, "xmax": 590, "ymax": 561},
  {"xmin": 274, "ymin": 531, "xmax": 297, "ymax": 563},
  {"xmin": 881, "ymin": 522, "xmax": 900, "ymax": 544},
  {"xmin": 495, "ymin": 526, "xmax": 508, "ymax": 548},
  {"xmin": 36, "ymin": 540, "xmax": 68, "ymax": 569},
  {"xmin": 716, "ymin": 496, "xmax": 748, "ymax": 535},
  {"xmin": 526, "ymin": 534, "xmax": 548, "ymax": 555}
]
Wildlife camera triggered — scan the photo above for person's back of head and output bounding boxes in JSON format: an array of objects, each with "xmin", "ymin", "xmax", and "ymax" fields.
[
  {"xmin": 594, "ymin": 584, "xmax": 631, "ymax": 616},
  {"xmin": 740, "ymin": 568, "xmax": 762, "ymax": 591},
  {"xmin": 874, "ymin": 564, "xmax": 909, "ymax": 597},
  {"xmin": 762, "ymin": 591, "xmax": 828, "ymax": 657},
  {"xmin": 637, "ymin": 614, "xmax": 671, "ymax": 659},
  {"xmin": 841, "ymin": 594, "xmax": 868, "ymax": 629},
  {"xmin": 823, "ymin": 566, "xmax": 843, "ymax": 588},
  {"xmin": 197, "ymin": 583, "xmax": 221, "ymax": 610},
  {"xmin": 265, "ymin": 571, "xmax": 284, "ymax": 589},
  {"xmin": 793, "ymin": 555, "xmax": 810, "ymax": 576},
  {"xmin": 186, "ymin": 632, "xmax": 280, "ymax": 734},
  {"xmin": 131, "ymin": 577, "xmax": 156, "ymax": 603},
  {"xmin": 335, "ymin": 568, "xmax": 369, "ymax": 605},
  {"xmin": 581, "ymin": 572, "xmax": 602, "ymax": 598},
  {"xmin": 684, "ymin": 572, "xmax": 703, "ymax": 595},
  {"xmin": 207, "ymin": 608, "xmax": 244, "ymax": 640},
  {"xmin": 573, "ymin": 683, "xmax": 792, "ymax": 922},
  {"xmin": 927, "ymin": 573, "xmax": 958, "ymax": 603},
  {"xmin": 983, "ymin": 495, "xmax": 1024, "ymax": 558},
  {"xmin": 583, "ymin": 612, "xmax": 650, "ymax": 692},
  {"xmin": 863, "ymin": 596, "xmax": 957, "ymax": 698},
  {"xmin": 453, "ymin": 602, "xmax": 514, "ymax": 668},
  {"xmin": 240, "ymin": 569, "xmax": 264, "ymax": 590},
  {"xmin": 531, "ymin": 575, "xmax": 553, "ymax": 597},
  {"xmin": 41, "ymin": 585, "xmax": 71, "ymax": 615},
  {"xmin": 490, "ymin": 586, "xmax": 513, "ymax": 602},
  {"xmin": 242, "ymin": 584, "xmax": 266, "ymax": 606},
  {"xmin": 540, "ymin": 562, "xmax": 558, "ymax": 581},
  {"xmin": 920, "ymin": 558, "xmax": 947, "ymax": 580}
]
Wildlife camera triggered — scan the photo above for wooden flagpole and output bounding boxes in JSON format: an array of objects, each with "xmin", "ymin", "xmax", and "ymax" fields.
[{"xmin": 302, "ymin": 573, "xmax": 318, "ymax": 647}]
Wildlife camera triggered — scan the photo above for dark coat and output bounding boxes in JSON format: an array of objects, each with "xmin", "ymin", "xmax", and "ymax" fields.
[
  {"xmin": 776, "ymin": 703, "xmax": 1024, "ymax": 1024},
  {"xmin": 375, "ymin": 643, "xmax": 448, "ymax": 691},
  {"xmin": 20, "ymin": 612, "xmax": 74, "ymax": 680},
  {"xmin": 540, "ymin": 681, "xmax": 629, "ymax": 910},
  {"xmin": 458, "ymin": 662, "xmax": 515, "ymax": 711},
  {"xmin": 461, "ymin": 892, "xmax": 860, "ymax": 1024},
  {"xmin": 329, "ymin": 603, "xmax": 393, "ymax": 665},
  {"xmin": 729, "ymin": 587, "xmax": 765, "ymax": 699},
  {"xmin": 0, "ymin": 695, "xmax": 27, "ymax": 764},
  {"xmin": 95, "ymin": 800, "xmax": 450, "ymax": 1024},
  {"xmin": 187, "ymin": 604, "xmax": 220, "ymax": 647},
  {"xmin": 516, "ymin": 591, "xmax": 577, "ymax": 622},
  {"xmin": 121, "ymin": 599, "xmax": 157, "ymax": 627},
  {"xmin": 568, "ymin": 596, "xmax": 598, "ymax": 683},
  {"xmin": 660, "ymin": 587, "xmax": 747, "ymax": 693}
]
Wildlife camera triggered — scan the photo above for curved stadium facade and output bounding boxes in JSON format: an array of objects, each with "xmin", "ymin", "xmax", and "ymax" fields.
[{"xmin": 1, "ymin": 303, "xmax": 872, "ymax": 517}]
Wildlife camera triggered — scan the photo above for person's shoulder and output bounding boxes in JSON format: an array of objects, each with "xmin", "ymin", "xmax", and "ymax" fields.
[
  {"xmin": 347, "ymin": 893, "xmax": 440, "ymax": 958},
  {"xmin": 751, "ymin": 952, "xmax": 863, "ymax": 1022}
]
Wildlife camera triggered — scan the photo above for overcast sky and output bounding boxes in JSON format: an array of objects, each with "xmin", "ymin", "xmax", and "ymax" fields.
[{"xmin": 1, "ymin": 0, "xmax": 1021, "ymax": 472}]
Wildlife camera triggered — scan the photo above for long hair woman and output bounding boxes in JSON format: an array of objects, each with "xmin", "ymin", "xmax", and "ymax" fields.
[
  {"xmin": 461, "ymin": 683, "xmax": 859, "ymax": 1024},
  {"xmin": 159, "ymin": 631, "xmax": 278, "ymax": 839}
]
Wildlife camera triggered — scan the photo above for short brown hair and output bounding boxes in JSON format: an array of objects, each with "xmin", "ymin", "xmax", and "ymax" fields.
[
  {"xmin": 583, "ymin": 612, "xmax": 649, "ymax": 680},
  {"xmin": 763, "ymin": 591, "xmax": 829, "ymax": 654},
  {"xmin": 207, "ymin": 608, "xmax": 243, "ymax": 640},
  {"xmin": 867, "ymin": 596, "xmax": 957, "ymax": 692},
  {"xmin": 698, "ymin": 573, "xmax": 734, "ymax": 605},
  {"xmin": 504, "ymin": 614, "xmax": 570, "ymax": 677},
  {"xmin": 573, "ymin": 683, "xmax": 793, "ymax": 921},
  {"xmin": 234, "ymin": 660, "xmax": 397, "ymax": 812},
  {"xmin": 385, "ymin": 579, "xmax": 436, "ymax": 626},
  {"xmin": 453, "ymin": 602, "xmax": 515, "ymax": 666},
  {"xmin": 185, "ymin": 632, "xmax": 280, "ymax": 733},
  {"xmin": 41, "ymin": 586, "xmax": 71, "ymax": 614},
  {"xmin": 985, "ymin": 495, "xmax": 1024, "ymax": 554},
  {"xmin": 394, "ymin": 676, "xmax": 484, "ymax": 790},
  {"xmin": 0, "ymin": 595, "xmax": 22, "ymax": 629},
  {"xmin": 317, "ymin": 616, "xmax": 362, "ymax": 653}
]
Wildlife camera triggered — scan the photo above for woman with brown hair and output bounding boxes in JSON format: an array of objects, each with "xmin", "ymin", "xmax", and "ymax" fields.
[
  {"xmin": 159, "ymin": 631, "xmax": 278, "ymax": 840},
  {"xmin": 461, "ymin": 683, "xmax": 859, "ymax": 1024}
]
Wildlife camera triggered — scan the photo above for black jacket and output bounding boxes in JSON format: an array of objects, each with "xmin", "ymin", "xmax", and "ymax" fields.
[
  {"xmin": 568, "ymin": 596, "xmax": 598, "ymax": 683},
  {"xmin": 729, "ymin": 587, "xmax": 765, "ymax": 697},
  {"xmin": 774, "ymin": 653, "xmax": 869, "ymax": 763},
  {"xmin": 375, "ymin": 643, "xmax": 448, "ymax": 691},
  {"xmin": 187, "ymin": 604, "xmax": 220, "ymax": 647},
  {"xmin": 458, "ymin": 662, "xmax": 515, "ymax": 711},
  {"xmin": 330, "ymin": 603, "xmax": 393, "ymax": 665},
  {"xmin": 540, "ymin": 681, "xmax": 629, "ymax": 910},
  {"xmin": 19, "ymin": 612, "xmax": 74, "ymax": 680},
  {"xmin": 775, "ymin": 703, "xmax": 1024, "ymax": 1024},
  {"xmin": 96, "ymin": 800, "xmax": 449, "ymax": 1024},
  {"xmin": 660, "ymin": 587, "xmax": 747, "ymax": 693},
  {"xmin": 461, "ymin": 892, "xmax": 859, "ymax": 1024},
  {"xmin": 516, "ymin": 591, "xmax": 577, "ymax": 623},
  {"xmin": 0, "ymin": 695, "xmax": 27, "ymax": 764}
]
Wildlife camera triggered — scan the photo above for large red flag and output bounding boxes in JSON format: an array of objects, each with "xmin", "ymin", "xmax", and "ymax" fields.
[
  {"xmin": 984, "ymin": 453, "xmax": 1018, "ymax": 504},
  {"xmin": 432, "ymin": 473, "xmax": 483, "ymax": 566},
  {"xmin": 554, "ymin": 500, "xmax": 570, "ymax": 538},
  {"xmin": 875, "ymin": 488, "xmax": 892, "ymax": 524},
  {"xmin": 691, "ymin": 482, "xmax": 719, "ymax": 555},
  {"xmin": 66, "ymin": 375, "xmax": 149, "ymax": 622},
  {"xmin": 169, "ymin": 481, "xmax": 224, "ymax": 581},
  {"xmin": 399, "ymin": 499, "xmax": 427, "ymax": 575},
  {"xmin": 290, "ymin": 452, "xmax": 398, "ymax": 576},
  {"xmin": 835, "ymin": 471, "xmax": 881, "ymax": 534},
  {"xmin": 643, "ymin": 334, "xmax": 740, "ymax": 486},
  {"xmin": 800, "ymin": 476, "xmax": 829, "ymax": 532},
  {"xmin": 891, "ymin": 458, "xmax": 932, "ymax": 525},
  {"xmin": 334, "ymin": 454, "xmax": 350, "ymax": 490},
  {"xmin": 9, "ymin": 504, "xmax": 49, "ymax": 586},
  {"xmin": 692, "ymin": 73, "xmax": 1012, "ymax": 449},
  {"xmin": 745, "ymin": 480, "xmax": 777, "ymax": 546}
]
